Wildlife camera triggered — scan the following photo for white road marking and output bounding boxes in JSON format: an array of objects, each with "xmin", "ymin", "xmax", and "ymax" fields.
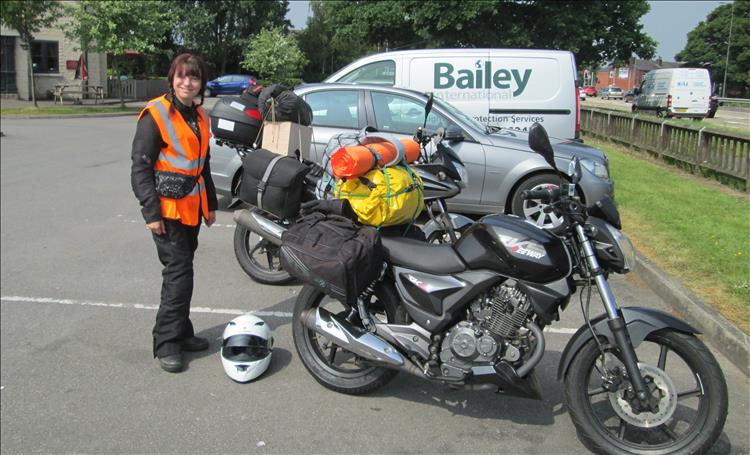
[
  {"xmin": 1, "ymin": 295, "xmax": 291, "ymax": 318},
  {"xmin": 0, "ymin": 295, "xmax": 579, "ymax": 334}
]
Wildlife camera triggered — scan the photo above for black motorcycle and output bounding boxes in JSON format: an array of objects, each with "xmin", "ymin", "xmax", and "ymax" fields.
[{"xmin": 290, "ymin": 123, "xmax": 728, "ymax": 454}]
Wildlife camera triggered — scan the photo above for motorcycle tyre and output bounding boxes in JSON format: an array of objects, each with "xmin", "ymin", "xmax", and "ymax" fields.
[
  {"xmin": 292, "ymin": 282, "xmax": 407, "ymax": 395},
  {"xmin": 233, "ymin": 224, "xmax": 293, "ymax": 285},
  {"xmin": 564, "ymin": 329, "xmax": 728, "ymax": 455}
]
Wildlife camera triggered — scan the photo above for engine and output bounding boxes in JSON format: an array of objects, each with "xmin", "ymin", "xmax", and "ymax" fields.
[{"xmin": 438, "ymin": 281, "xmax": 533, "ymax": 380}]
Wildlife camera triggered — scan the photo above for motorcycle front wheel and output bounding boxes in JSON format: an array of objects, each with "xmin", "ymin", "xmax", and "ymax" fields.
[
  {"xmin": 233, "ymin": 224, "xmax": 293, "ymax": 285},
  {"xmin": 292, "ymin": 282, "xmax": 407, "ymax": 395},
  {"xmin": 564, "ymin": 329, "xmax": 728, "ymax": 455}
]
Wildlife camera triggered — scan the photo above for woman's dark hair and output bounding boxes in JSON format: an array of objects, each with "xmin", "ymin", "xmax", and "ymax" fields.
[{"xmin": 167, "ymin": 53, "xmax": 208, "ymax": 109}]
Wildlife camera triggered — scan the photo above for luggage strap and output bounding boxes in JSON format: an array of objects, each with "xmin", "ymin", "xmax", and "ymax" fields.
[{"xmin": 257, "ymin": 155, "xmax": 285, "ymax": 211}]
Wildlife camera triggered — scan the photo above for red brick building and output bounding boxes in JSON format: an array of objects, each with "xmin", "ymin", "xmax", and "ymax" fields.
[{"xmin": 592, "ymin": 58, "xmax": 682, "ymax": 91}]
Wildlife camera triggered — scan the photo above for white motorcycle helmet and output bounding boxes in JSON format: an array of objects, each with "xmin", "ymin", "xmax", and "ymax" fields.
[{"xmin": 221, "ymin": 314, "xmax": 273, "ymax": 383}]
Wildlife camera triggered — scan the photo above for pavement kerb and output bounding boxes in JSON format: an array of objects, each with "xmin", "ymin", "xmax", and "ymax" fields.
[{"xmin": 634, "ymin": 252, "xmax": 750, "ymax": 377}]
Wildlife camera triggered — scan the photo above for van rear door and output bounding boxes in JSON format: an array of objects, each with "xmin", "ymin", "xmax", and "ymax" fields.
[
  {"xmin": 670, "ymin": 69, "xmax": 710, "ymax": 116},
  {"xmin": 487, "ymin": 50, "xmax": 575, "ymax": 139}
]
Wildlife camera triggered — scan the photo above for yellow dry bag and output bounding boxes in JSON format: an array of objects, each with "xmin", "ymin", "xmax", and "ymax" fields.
[{"xmin": 334, "ymin": 166, "xmax": 423, "ymax": 227}]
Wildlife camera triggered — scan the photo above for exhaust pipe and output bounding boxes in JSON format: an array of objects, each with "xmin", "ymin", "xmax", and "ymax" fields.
[
  {"xmin": 300, "ymin": 307, "xmax": 408, "ymax": 368},
  {"xmin": 233, "ymin": 208, "xmax": 285, "ymax": 246}
]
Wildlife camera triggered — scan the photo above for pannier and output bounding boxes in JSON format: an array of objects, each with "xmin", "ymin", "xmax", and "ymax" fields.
[
  {"xmin": 280, "ymin": 211, "xmax": 383, "ymax": 304},
  {"xmin": 209, "ymin": 93, "xmax": 263, "ymax": 148},
  {"xmin": 238, "ymin": 148, "xmax": 308, "ymax": 219}
]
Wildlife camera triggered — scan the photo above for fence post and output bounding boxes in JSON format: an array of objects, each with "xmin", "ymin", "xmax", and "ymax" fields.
[
  {"xmin": 697, "ymin": 127, "xmax": 708, "ymax": 173},
  {"xmin": 630, "ymin": 115, "xmax": 636, "ymax": 144},
  {"xmin": 659, "ymin": 121, "xmax": 668, "ymax": 159}
]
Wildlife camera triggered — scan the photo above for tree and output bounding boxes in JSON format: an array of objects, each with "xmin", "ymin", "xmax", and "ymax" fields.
[
  {"xmin": 241, "ymin": 27, "xmax": 307, "ymax": 86},
  {"xmin": 65, "ymin": 0, "xmax": 175, "ymax": 106},
  {"xmin": 297, "ymin": 0, "xmax": 656, "ymax": 82},
  {"xmin": 173, "ymin": 0, "xmax": 290, "ymax": 77},
  {"xmin": 0, "ymin": 0, "xmax": 62, "ymax": 107},
  {"xmin": 677, "ymin": 2, "xmax": 750, "ymax": 97}
]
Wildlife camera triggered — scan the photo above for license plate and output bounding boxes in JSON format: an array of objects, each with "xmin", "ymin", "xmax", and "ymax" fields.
[{"xmin": 676, "ymin": 108, "xmax": 687, "ymax": 112}]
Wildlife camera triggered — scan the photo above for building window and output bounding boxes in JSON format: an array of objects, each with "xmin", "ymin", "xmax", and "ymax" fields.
[
  {"xmin": 31, "ymin": 40, "xmax": 58, "ymax": 73},
  {"xmin": 1, "ymin": 36, "xmax": 16, "ymax": 93}
]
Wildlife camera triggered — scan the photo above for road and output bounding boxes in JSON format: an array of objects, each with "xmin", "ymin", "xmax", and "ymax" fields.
[
  {"xmin": 583, "ymin": 97, "xmax": 750, "ymax": 129},
  {"xmin": 1, "ymin": 116, "xmax": 748, "ymax": 454}
]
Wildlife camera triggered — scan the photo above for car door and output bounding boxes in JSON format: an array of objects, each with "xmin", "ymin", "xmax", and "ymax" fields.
[
  {"xmin": 365, "ymin": 90, "xmax": 485, "ymax": 206},
  {"xmin": 301, "ymin": 88, "xmax": 364, "ymax": 163}
]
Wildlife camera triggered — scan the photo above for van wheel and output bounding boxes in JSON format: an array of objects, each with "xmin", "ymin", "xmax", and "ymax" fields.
[
  {"xmin": 511, "ymin": 173, "xmax": 566, "ymax": 232},
  {"xmin": 631, "ymin": 105, "xmax": 638, "ymax": 113}
]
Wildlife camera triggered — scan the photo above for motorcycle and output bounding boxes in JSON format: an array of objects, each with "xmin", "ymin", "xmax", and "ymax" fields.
[
  {"xmin": 232, "ymin": 108, "xmax": 471, "ymax": 284},
  {"xmin": 288, "ymin": 123, "xmax": 728, "ymax": 454}
]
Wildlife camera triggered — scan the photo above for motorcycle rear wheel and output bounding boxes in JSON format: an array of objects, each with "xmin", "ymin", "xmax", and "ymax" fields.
[
  {"xmin": 564, "ymin": 329, "xmax": 728, "ymax": 454},
  {"xmin": 292, "ymin": 282, "xmax": 407, "ymax": 395},
  {"xmin": 233, "ymin": 224, "xmax": 293, "ymax": 285}
]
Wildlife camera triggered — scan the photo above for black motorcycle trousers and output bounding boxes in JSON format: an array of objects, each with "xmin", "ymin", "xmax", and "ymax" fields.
[{"xmin": 151, "ymin": 219, "xmax": 200, "ymax": 358}]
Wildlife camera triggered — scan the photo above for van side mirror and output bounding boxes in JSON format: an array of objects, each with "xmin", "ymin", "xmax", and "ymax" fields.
[
  {"xmin": 445, "ymin": 124, "xmax": 464, "ymax": 142},
  {"xmin": 528, "ymin": 123, "xmax": 555, "ymax": 169}
]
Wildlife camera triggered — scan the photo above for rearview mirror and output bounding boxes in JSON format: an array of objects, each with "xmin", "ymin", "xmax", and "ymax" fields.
[
  {"xmin": 568, "ymin": 157, "xmax": 583, "ymax": 184},
  {"xmin": 445, "ymin": 124, "xmax": 464, "ymax": 142},
  {"xmin": 528, "ymin": 123, "xmax": 555, "ymax": 169},
  {"xmin": 423, "ymin": 93, "xmax": 434, "ymax": 129}
]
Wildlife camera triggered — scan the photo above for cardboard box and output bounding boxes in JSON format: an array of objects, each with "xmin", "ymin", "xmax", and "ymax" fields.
[{"xmin": 262, "ymin": 121, "xmax": 313, "ymax": 159}]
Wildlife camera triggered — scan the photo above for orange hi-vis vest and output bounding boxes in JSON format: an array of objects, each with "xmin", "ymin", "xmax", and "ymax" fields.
[{"xmin": 139, "ymin": 95, "xmax": 212, "ymax": 226}]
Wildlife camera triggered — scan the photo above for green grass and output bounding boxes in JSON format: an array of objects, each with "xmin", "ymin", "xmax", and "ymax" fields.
[
  {"xmin": 663, "ymin": 117, "xmax": 749, "ymax": 136},
  {"xmin": 587, "ymin": 137, "xmax": 750, "ymax": 333},
  {"xmin": 0, "ymin": 106, "xmax": 140, "ymax": 116}
]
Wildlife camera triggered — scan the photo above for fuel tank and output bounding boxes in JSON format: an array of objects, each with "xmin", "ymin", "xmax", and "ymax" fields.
[{"xmin": 454, "ymin": 214, "xmax": 571, "ymax": 283}]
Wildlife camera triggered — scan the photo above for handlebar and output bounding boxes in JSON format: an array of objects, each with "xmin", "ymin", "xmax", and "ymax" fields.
[{"xmin": 521, "ymin": 187, "xmax": 560, "ymax": 204}]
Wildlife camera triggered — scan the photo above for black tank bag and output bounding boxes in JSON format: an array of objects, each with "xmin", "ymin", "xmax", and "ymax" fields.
[{"xmin": 280, "ymin": 212, "xmax": 383, "ymax": 305}]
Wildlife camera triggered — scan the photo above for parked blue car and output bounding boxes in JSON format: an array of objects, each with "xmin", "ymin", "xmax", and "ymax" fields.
[{"xmin": 205, "ymin": 74, "xmax": 256, "ymax": 97}]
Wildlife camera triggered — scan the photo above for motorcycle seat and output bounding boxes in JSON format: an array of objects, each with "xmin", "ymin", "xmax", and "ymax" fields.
[{"xmin": 381, "ymin": 236, "xmax": 466, "ymax": 274}]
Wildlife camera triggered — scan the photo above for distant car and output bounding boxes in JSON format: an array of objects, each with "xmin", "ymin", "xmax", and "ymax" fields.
[
  {"xmin": 579, "ymin": 87, "xmax": 587, "ymax": 101},
  {"xmin": 205, "ymin": 74, "xmax": 255, "ymax": 97},
  {"xmin": 707, "ymin": 95, "xmax": 719, "ymax": 118},
  {"xmin": 582, "ymin": 86, "xmax": 598, "ymax": 97},
  {"xmin": 624, "ymin": 89, "xmax": 636, "ymax": 103},
  {"xmin": 600, "ymin": 86, "xmax": 624, "ymax": 100},
  {"xmin": 209, "ymin": 83, "xmax": 614, "ymax": 229}
]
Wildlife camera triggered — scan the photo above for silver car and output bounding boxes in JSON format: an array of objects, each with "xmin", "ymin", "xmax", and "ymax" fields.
[{"xmin": 210, "ymin": 83, "xmax": 614, "ymax": 229}]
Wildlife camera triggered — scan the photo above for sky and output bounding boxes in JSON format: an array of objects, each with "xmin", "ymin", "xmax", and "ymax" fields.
[{"xmin": 285, "ymin": 0, "xmax": 727, "ymax": 62}]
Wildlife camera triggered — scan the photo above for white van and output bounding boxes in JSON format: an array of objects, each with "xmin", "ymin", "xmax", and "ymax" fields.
[
  {"xmin": 632, "ymin": 68, "xmax": 711, "ymax": 119},
  {"xmin": 325, "ymin": 49, "xmax": 580, "ymax": 139}
]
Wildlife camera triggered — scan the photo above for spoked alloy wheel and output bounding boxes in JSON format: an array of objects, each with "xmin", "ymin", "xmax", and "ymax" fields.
[
  {"xmin": 564, "ymin": 329, "xmax": 728, "ymax": 454},
  {"xmin": 233, "ymin": 224, "xmax": 292, "ymax": 285},
  {"xmin": 292, "ymin": 283, "xmax": 407, "ymax": 395},
  {"xmin": 511, "ymin": 173, "xmax": 565, "ymax": 231}
]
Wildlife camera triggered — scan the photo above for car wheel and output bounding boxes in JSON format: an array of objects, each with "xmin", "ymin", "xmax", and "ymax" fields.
[
  {"xmin": 205, "ymin": 88, "xmax": 212, "ymax": 97},
  {"xmin": 511, "ymin": 173, "xmax": 566, "ymax": 231},
  {"xmin": 631, "ymin": 104, "xmax": 638, "ymax": 113}
]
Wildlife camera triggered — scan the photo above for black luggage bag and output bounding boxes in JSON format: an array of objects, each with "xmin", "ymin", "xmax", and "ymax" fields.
[
  {"xmin": 280, "ymin": 212, "xmax": 383, "ymax": 304},
  {"xmin": 239, "ymin": 149, "xmax": 308, "ymax": 219}
]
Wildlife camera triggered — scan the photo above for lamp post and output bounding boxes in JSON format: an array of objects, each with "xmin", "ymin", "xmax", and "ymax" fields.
[{"xmin": 722, "ymin": 1, "xmax": 735, "ymax": 97}]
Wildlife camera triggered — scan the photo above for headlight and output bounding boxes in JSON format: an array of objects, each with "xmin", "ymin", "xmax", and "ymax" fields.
[
  {"xmin": 605, "ymin": 224, "xmax": 636, "ymax": 273},
  {"xmin": 580, "ymin": 158, "xmax": 609, "ymax": 179}
]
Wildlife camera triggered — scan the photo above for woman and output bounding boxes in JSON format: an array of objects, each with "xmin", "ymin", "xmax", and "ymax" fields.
[{"xmin": 130, "ymin": 53, "xmax": 217, "ymax": 373}]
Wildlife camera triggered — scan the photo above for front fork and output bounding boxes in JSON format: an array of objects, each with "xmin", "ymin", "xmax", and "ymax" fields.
[{"xmin": 575, "ymin": 225, "xmax": 651, "ymax": 404}]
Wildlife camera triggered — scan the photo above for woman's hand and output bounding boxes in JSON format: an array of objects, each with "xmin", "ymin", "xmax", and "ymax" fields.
[
  {"xmin": 146, "ymin": 220, "xmax": 165, "ymax": 235},
  {"xmin": 205, "ymin": 211, "xmax": 216, "ymax": 227}
]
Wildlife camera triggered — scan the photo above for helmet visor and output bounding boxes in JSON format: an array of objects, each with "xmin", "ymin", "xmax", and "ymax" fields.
[{"xmin": 222, "ymin": 334, "xmax": 272, "ymax": 362}]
